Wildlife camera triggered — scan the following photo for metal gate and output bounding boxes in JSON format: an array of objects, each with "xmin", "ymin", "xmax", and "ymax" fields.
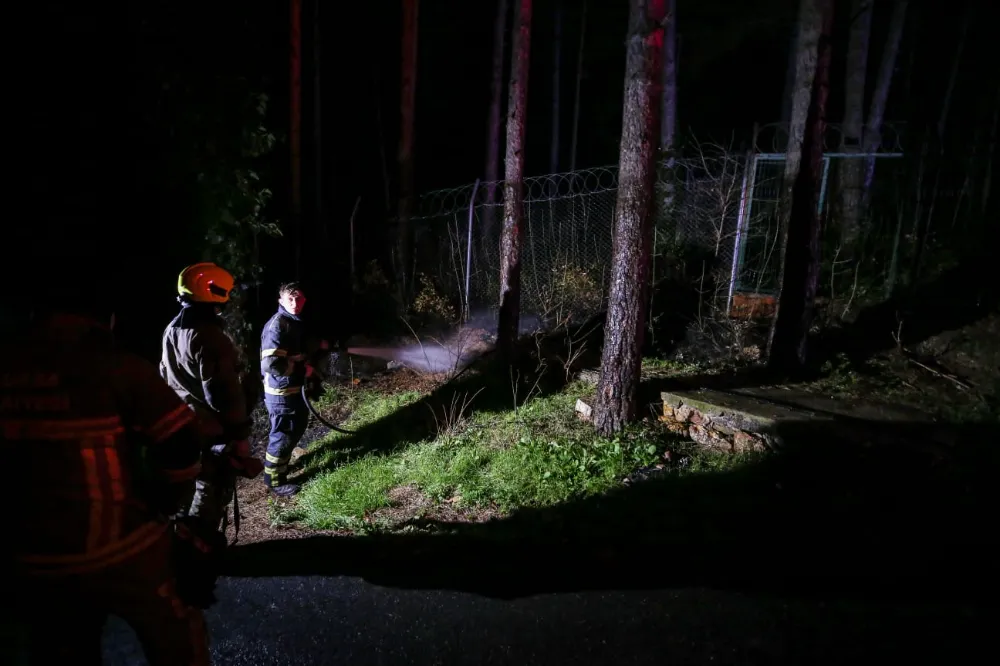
[{"xmin": 726, "ymin": 150, "xmax": 904, "ymax": 314}]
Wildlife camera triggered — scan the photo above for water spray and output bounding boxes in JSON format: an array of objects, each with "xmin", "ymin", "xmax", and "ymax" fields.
[{"xmin": 348, "ymin": 343, "xmax": 467, "ymax": 374}]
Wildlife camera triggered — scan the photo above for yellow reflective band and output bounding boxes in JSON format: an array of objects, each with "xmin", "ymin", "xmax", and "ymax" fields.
[
  {"xmin": 265, "ymin": 452, "xmax": 290, "ymax": 465},
  {"xmin": 266, "ymin": 473, "xmax": 288, "ymax": 487},
  {"xmin": 261, "ymin": 348, "xmax": 288, "ymax": 358},
  {"xmin": 262, "ymin": 373, "xmax": 301, "ymax": 396},
  {"xmin": 264, "ymin": 385, "xmax": 301, "ymax": 396}
]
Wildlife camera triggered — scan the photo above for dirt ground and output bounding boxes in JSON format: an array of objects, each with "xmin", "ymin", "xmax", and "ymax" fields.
[
  {"xmin": 224, "ymin": 366, "xmax": 447, "ymax": 545},
  {"xmin": 914, "ymin": 312, "xmax": 999, "ymax": 395},
  {"xmin": 366, "ymin": 484, "xmax": 502, "ymax": 532},
  {"xmin": 803, "ymin": 312, "xmax": 999, "ymax": 419}
]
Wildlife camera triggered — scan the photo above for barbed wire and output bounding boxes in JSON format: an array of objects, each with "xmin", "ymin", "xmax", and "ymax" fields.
[
  {"xmin": 402, "ymin": 144, "xmax": 915, "ymax": 321},
  {"xmin": 406, "ymin": 155, "xmax": 753, "ymax": 222},
  {"xmin": 407, "ymin": 165, "xmax": 621, "ymax": 221}
]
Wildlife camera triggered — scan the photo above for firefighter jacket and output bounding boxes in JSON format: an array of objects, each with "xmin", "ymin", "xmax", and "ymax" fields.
[
  {"xmin": 160, "ymin": 302, "xmax": 251, "ymax": 443},
  {"xmin": 260, "ymin": 306, "xmax": 307, "ymax": 404},
  {"xmin": 1, "ymin": 313, "xmax": 203, "ymax": 576}
]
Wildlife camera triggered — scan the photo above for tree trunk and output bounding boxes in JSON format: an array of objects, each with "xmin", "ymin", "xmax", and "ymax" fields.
[
  {"xmin": 860, "ymin": 0, "xmax": 908, "ymax": 212},
  {"xmin": 660, "ymin": 0, "xmax": 677, "ymax": 151},
  {"xmin": 660, "ymin": 0, "xmax": 678, "ymax": 242},
  {"xmin": 290, "ymin": 0, "xmax": 303, "ymax": 276},
  {"xmin": 569, "ymin": 0, "xmax": 587, "ymax": 172},
  {"xmin": 768, "ymin": 0, "xmax": 833, "ymax": 374},
  {"xmin": 397, "ymin": 0, "xmax": 419, "ymax": 302},
  {"xmin": 550, "ymin": 0, "xmax": 563, "ymax": 175},
  {"xmin": 593, "ymin": 0, "xmax": 666, "ymax": 436},
  {"xmin": 780, "ymin": 20, "xmax": 800, "ymax": 126},
  {"xmin": 484, "ymin": 0, "xmax": 509, "ymax": 239},
  {"xmin": 779, "ymin": 0, "xmax": 824, "ymax": 204},
  {"xmin": 497, "ymin": 0, "xmax": 533, "ymax": 360},
  {"xmin": 835, "ymin": 0, "xmax": 872, "ymax": 251}
]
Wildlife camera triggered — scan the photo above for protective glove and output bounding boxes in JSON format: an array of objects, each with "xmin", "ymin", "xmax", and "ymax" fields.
[
  {"xmin": 227, "ymin": 439, "xmax": 264, "ymax": 479},
  {"xmin": 304, "ymin": 373, "xmax": 324, "ymax": 401}
]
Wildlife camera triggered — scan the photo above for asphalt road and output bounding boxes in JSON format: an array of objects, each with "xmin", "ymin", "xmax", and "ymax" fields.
[{"xmin": 100, "ymin": 574, "xmax": 986, "ymax": 665}]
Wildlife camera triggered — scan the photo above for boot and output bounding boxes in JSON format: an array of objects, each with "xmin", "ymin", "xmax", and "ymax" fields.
[{"xmin": 269, "ymin": 483, "xmax": 300, "ymax": 498}]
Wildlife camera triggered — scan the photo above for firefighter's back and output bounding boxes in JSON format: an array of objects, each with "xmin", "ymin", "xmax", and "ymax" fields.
[
  {"xmin": 2, "ymin": 314, "xmax": 212, "ymax": 665},
  {"xmin": 6, "ymin": 317, "xmax": 166, "ymax": 570}
]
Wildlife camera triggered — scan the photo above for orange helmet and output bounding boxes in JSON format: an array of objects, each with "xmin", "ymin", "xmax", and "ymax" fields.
[{"xmin": 177, "ymin": 263, "xmax": 235, "ymax": 304}]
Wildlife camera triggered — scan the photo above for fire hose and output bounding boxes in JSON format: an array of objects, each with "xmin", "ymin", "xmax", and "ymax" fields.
[
  {"xmin": 302, "ymin": 387, "xmax": 356, "ymax": 435},
  {"xmin": 302, "ymin": 349, "xmax": 356, "ymax": 434}
]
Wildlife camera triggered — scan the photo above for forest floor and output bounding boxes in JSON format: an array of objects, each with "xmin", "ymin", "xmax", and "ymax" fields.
[{"xmin": 226, "ymin": 313, "xmax": 998, "ymax": 545}]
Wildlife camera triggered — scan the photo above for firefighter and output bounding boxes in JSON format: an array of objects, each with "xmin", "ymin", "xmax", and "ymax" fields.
[
  {"xmin": 4, "ymin": 284, "xmax": 212, "ymax": 665},
  {"xmin": 260, "ymin": 282, "xmax": 327, "ymax": 496},
  {"xmin": 160, "ymin": 263, "xmax": 263, "ymax": 533}
]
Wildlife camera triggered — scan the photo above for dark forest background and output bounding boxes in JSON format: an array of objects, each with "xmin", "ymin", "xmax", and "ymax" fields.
[{"xmin": 9, "ymin": 0, "xmax": 993, "ymax": 362}]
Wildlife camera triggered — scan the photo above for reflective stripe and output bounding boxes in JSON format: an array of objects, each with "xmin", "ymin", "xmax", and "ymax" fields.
[
  {"xmin": 6, "ymin": 417, "xmax": 144, "ymax": 554},
  {"xmin": 262, "ymin": 373, "xmax": 301, "ymax": 396},
  {"xmin": 264, "ymin": 385, "xmax": 300, "ymax": 396},
  {"xmin": 264, "ymin": 467, "xmax": 288, "ymax": 486},
  {"xmin": 104, "ymin": 446, "xmax": 125, "ymax": 544},
  {"xmin": 80, "ymin": 446, "xmax": 104, "ymax": 551},
  {"xmin": 264, "ymin": 452, "xmax": 290, "ymax": 483},
  {"xmin": 261, "ymin": 348, "xmax": 288, "ymax": 358},
  {"xmin": 3, "ymin": 416, "xmax": 123, "ymax": 441},
  {"xmin": 20, "ymin": 522, "xmax": 168, "ymax": 576},
  {"xmin": 79, "ymin": 434, "xmax": 129, "ymax": 550},
  {"xmin": 265, "ymin": 452, "xmax": 290, "ymax": 466},
  {"xmin": 147, "ymin": 404, "xmax": 195, "ymax": 443}
]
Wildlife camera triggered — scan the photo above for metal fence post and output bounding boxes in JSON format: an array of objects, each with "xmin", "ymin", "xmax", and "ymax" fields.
[
  {"xmin": 727, "ymin": 152, "xmax": 758, "ymax": 314},
  {"xmin": 817, "ymin": 156, "xmax": 832, "ymax": 214},
  {"xmin": 465, "ymin": 179, "xmax": 480, "ymax": 321}
]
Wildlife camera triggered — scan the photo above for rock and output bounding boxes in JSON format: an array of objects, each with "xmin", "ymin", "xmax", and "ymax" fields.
[
  {"xmin": 666, "ymin": 422, "xmax": 688, "ymax": 435},
  {"xmin": 689, "ymin": 424, "xmax": 731, "ymax": 451},
  {"xmin": 733, "ymin": 430, "xmax": 766, "ymax": 453},
  {"xmin": 674, "ymin": 404, "xmax": 694, "ymax": 423},
  {"xmin": 575, "ymin": 398, "xmax": 593, "ymax": 421}
]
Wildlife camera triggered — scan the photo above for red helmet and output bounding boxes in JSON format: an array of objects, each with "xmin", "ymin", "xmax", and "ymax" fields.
[{"xmin": 177, "ymin": 263, "xmax": 235, "ymax": 304}]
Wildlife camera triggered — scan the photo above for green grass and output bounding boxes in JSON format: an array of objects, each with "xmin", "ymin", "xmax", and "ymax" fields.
[{"xmin": 276, "ymin": 372, "xmax": 743, "ymax": 533}]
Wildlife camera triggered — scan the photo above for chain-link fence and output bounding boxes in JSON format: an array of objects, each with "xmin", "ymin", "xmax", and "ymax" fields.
[
  {"xmin": 398, "ymin": 124, "xmax": 916, "ymax": 329},
  {"xmin": 409, "ymin": 167, "xmax": 617, "ymax": 321},
  {"xmin": 407, "ymin": 153, "xmax": 755, "ymax": 323}
]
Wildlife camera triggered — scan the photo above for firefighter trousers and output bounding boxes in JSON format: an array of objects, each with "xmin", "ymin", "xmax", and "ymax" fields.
[
  {"xmin": 189, "ymin": 447, "xmax": 236, "ymax": 532},
  {"xmin": 18, "ymin": 531, "xmax": 211, "ymax": 666},
  {"xmin": 263, "ymin": 398, "xmax": 309, "ymax": 487}
]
